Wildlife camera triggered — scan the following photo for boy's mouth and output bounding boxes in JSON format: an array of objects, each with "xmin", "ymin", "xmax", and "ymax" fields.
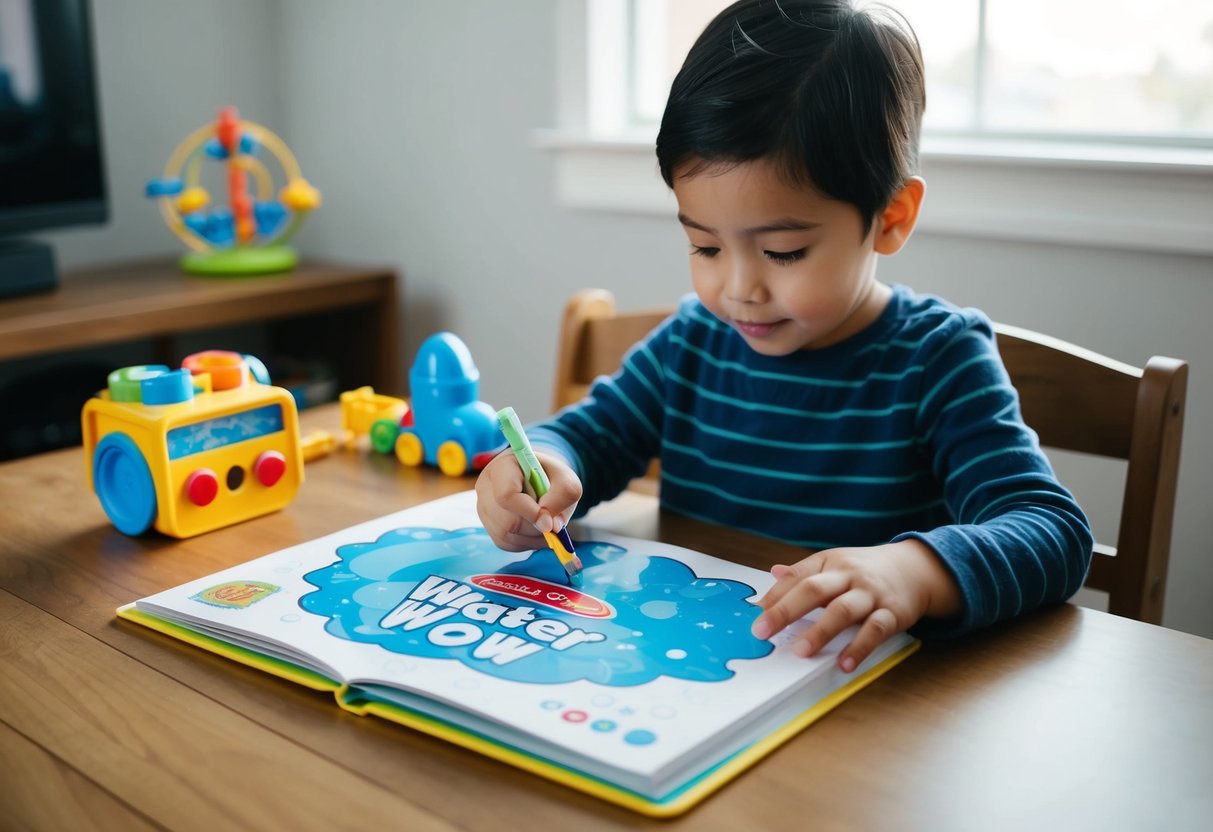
[{"xmin": 734, "ymin": 320, "xmax": 781, "ymax": 338}]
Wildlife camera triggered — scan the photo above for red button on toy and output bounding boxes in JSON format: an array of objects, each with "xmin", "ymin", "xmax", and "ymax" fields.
[
  {"xmin": 185, "ymin": 469, "xmax": 219, "ymax": 506},
  {"xmin": 254, "ymin": 450, "xmax": 287, "ymax": 487}
]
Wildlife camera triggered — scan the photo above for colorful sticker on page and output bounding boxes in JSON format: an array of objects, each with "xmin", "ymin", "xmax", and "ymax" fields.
[{"xmin": 299, "ymin": 527, "xmax": 773, "ymax": 686}]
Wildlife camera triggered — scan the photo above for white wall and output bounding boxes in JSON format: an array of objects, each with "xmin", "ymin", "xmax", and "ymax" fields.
[
  {"xmin": 47, "ymin": 0, "xmax": 285, "ymax": 267},
  {"xmin": 44, "ymin": 1, "xmax": 1212, "ymax": 638}
]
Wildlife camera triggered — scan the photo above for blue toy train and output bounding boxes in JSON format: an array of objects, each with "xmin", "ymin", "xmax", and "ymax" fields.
[{"xmin": 340, "ymin": 333, "xmax": 502, "ymax": 476}]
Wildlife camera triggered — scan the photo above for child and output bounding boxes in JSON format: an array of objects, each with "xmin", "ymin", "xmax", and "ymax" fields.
[{"xmin": 476, "ymin": 0, "xmax": 1091, "ymax": 672}]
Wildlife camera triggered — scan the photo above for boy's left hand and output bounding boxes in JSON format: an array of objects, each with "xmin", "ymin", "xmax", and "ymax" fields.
[{"xmin": 752, "ymin": 539, "xmax": 961, "ymax": 672}]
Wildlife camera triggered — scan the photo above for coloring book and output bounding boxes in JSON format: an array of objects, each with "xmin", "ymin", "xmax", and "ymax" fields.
[{"xmin": 118, "ymin": 491, "xmax": 917, "ymax": 816}]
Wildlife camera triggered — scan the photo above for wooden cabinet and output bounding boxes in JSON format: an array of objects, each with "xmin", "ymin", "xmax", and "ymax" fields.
[{"xmin": 0, "ymin": 258, "xmax": 400, "ymax": 458}]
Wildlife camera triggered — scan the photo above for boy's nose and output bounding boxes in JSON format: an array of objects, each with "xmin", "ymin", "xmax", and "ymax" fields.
[{"xmin": 726, "ymin": 260, "xmax": 768, "ymax": 304}]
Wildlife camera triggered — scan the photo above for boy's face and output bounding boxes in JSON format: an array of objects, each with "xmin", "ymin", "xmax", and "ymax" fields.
[{"xmin": 673, "ymin": 158, "xmax": 890, "ymax": 355}]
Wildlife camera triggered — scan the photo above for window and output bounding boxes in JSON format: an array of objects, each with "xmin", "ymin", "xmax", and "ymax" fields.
[
  {"xmin": 542, "ymin": 0, "xmax": 1213, "ymax": 254},
  {"xmin": 626, "ymin": 0, "xmax": 1213, "ymax": 144}
]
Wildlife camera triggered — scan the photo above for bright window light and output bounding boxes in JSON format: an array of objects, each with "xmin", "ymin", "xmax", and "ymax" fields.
[{"xmin": 624, "ymin": 0, "xmax": 1213, "ymax": 145}]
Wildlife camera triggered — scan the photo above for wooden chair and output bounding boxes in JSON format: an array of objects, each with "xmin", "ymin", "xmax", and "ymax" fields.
[
  {"xmin": 552, "ymin": 289, "xmax": 1188, "ymax": 624},
  {"xmin": 553, "ymin": 289, "xmax": 671, "ymax": 411},
  {"xmin": 991, "ymin": 324, "xmax": 1187, "ymax": 624}
]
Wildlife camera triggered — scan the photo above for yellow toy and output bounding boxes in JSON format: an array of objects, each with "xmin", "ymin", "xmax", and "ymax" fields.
[
  {"xmin": 82, "ymin": 351, "xmax": 304, "ymax": 538},
  {"xmin": 338, "ymin": 386, "xmax": 409, "ymax": 452}
]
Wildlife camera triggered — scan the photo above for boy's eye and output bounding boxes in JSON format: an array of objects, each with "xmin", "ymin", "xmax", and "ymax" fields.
[
  {"xmin": 690, "ymin": 245, "xmax": 720, "ymax": 258},
  {"xmin": 764, "ymin": 248, "xmax": 806, "ymax": 264}
]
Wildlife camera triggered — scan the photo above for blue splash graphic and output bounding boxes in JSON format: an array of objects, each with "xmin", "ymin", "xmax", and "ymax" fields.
[{"xmin": 300, "ymin": 527, "xmax": 772, "ymax": 686}]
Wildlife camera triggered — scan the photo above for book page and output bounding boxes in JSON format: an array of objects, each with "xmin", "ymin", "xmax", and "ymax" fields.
[{"xmin": 136, "ymin": 491, "xmax": 904, "ymax": 784}]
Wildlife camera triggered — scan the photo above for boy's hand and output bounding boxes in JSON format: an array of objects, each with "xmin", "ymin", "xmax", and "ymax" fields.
[
  {"xmin": 475, "ymin": 450, "xmax": 583, "ymax": 551},
  {"xmin": 752, "ymin": 539, "xmax": 961, "ymax": 672}
]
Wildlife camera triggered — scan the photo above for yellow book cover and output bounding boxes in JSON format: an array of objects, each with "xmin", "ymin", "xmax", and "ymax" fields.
[{"xmin": 117, "ymin": 491, "xmax": 917, "ymax": 816}]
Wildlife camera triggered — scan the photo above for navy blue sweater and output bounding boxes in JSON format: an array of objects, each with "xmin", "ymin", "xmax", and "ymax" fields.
[{"xmin": 530, "ymin": 286, "xmax": 1092, "ymax": 638}]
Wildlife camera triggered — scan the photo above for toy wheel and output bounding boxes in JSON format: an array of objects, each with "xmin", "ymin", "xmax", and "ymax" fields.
[
  {"xmin": 369, "ymin": 418, "xmax": 399, "ymax": 454},
  {"xmin": 437, "ymin": 441, "xmax": 468, "ymax": 477},
  {"xmin": 93, "ymin": 433, "xmax": 158, "ymax": 536},
  {"xmin": 395, "ymin": 432, "xmax": 424, "ymax": 467}
]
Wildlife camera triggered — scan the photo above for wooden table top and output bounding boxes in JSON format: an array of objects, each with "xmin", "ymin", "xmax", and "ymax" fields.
[{"xmin": 2, "ymin": 403, "xmax": 1210, "ymax": 831}]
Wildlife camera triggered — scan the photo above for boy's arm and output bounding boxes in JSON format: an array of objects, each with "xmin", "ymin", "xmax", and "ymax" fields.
[
  {"xmin": 898, "ymin": 314, "xmax": 1093, "ymax": 637},
  {"xmin": 526, "ymin": 310, "xmax": 675, "ymax": 515},
  {"xmin": 755, "ymin": 312, "xmax": 1091, "ymax": 664}
]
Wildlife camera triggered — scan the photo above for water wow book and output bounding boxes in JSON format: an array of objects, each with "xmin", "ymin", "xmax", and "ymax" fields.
[{"xmin": 117, "ymin": 491, "xmax": 918, "ymax": 816}]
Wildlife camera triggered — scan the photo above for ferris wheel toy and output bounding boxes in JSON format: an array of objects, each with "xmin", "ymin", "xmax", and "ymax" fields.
[{"xmin": 145, "ymin": 106, "xmax": 321, "ymax": 275}]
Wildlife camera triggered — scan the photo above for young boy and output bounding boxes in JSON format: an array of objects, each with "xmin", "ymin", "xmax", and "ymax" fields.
[{"xmin": 477, "ymin": 0, "xmax": 1091, "ymax": 672}]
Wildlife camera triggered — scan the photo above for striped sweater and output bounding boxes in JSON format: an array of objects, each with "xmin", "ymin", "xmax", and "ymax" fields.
[{"xmin": 530, "ymin": 286, "xmax": 1092, "ymax": 638}]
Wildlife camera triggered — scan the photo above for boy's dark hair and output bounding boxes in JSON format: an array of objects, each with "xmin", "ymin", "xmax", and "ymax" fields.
[{"xmin": 656, "ymin": 0, "xmax": 925, "ymax": 235}]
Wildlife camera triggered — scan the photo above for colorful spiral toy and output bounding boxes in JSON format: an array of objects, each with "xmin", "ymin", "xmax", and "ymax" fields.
[{"xmin": 145, "ymin": 106, "xmax": 321, "ymax": 275}]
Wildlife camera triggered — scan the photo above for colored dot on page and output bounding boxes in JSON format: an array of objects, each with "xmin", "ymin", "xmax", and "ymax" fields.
[{"xmin": 624, "ymin": 729, "xmax": 657, "ymax": 746}]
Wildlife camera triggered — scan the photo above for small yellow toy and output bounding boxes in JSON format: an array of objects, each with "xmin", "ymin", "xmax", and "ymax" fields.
[
  {"xmin": 338, "ymin": 385, "xmax": 409, "ymax": 451},
  {"xmin": 82, "ymin": 350, "xmax": 304, "ymax": 538}
]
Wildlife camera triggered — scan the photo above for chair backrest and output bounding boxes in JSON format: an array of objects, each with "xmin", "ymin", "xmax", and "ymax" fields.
[
  {"xmin": 552, "ymin": 288, "xmax": 1188, "ymax": 624},
  {"xmin": 553, "ymin": 289, "xmax": 671, "ymax": 411},
  {"xmin": 991, "ymin": 323, "xmax": 1187, "ymax": 624}
]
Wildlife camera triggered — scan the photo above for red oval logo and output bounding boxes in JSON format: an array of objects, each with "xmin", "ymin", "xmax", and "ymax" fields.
[{"xmin": 469, "ymin": 574, "xmax": 615, "ymax": 619}]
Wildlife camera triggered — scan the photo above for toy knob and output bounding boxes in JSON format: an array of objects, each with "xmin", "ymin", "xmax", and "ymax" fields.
[
  {"xmin": 141, "ymin": 368, "xmax": 195, "ymax": 405},
  {"xmin": 254, "ymin": 451, "xmax": 287, "ymax": 487},
  {"xmin": 183, "ymin": 350, "xmax": 247, "ymax": 391},
  {"xmin": 185, "ymin": 469, "xmax": 219, "ymax": 506},
  {"xmin": 107, "ymin": 365, "xmax": 170, "ymax": 402}
]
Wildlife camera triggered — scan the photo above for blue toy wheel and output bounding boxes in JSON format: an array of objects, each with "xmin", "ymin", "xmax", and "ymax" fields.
[{"xmin": 93, "ymin": 433, "xmax": 158, "ymax": 536}]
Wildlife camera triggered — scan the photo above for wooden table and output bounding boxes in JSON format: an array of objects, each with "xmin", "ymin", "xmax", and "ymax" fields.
[{"xmin": 2, "ymin": 403, "xmax": 1210, "ymax": 831}]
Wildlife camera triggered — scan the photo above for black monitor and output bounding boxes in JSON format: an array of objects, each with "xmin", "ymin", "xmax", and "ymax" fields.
[{"xmin": 0, "ymin": 0, "xmax": 107, "ymax": 298}]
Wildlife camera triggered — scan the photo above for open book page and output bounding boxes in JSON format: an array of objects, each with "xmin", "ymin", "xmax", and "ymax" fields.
[{"xmin": 134, "ymin": 490, "xmax": 913, "ymax": 794}]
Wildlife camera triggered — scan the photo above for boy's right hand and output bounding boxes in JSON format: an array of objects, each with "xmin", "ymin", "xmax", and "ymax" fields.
[{"xmin": 475, "ymin": 449, "xmax": 583, "ymax": 552}]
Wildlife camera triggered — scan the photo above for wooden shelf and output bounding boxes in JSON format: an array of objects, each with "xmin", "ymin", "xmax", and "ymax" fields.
[
  {"xmin": 0, "ymin": 257, "xmax": 401, "ymax": 392},
  {"xmin": 0, "ymin": 257, "xmax": 400, "ymax": 460}
]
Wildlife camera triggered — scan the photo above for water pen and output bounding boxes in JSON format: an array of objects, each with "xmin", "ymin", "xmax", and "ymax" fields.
[{"xmin": 496, "ymin": 407, "xmax": 584, "ymax": 584}]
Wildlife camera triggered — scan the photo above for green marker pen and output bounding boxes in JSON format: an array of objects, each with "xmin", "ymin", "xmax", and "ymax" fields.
[{"xmin": 496, "ymin": 407, "xmax": 583, "ymax": 583}]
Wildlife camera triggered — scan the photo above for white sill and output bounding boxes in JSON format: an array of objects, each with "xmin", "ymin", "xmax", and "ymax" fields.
[{"xmin": 534, "ymin": 129, "xmax": 1213, "ymax": 256}]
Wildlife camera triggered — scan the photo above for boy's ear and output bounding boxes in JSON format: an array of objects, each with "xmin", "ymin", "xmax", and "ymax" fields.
[{"xmin": 873, "ymin": 177, "xmax": 925, "ymax": 255}]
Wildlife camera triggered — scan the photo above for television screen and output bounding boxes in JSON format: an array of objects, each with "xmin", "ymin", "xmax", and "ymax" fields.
[{"xmin": 0, "ymin": 0, "xmax": 107, "ymax": 294}]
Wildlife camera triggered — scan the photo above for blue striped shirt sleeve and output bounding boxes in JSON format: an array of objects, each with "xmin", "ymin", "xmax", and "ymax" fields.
[
  {"xmin": 895, "ymin": 315, "xmax": 1092, "ymax": 637},
  {"xmin": 529, "ymin": 313, "xmax": 675, "ymax": 509}
]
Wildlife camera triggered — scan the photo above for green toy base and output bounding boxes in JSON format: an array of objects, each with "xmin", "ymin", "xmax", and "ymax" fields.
[{"xmin": 180, "ymin": 245, "xmax": 298, "ymax": 276}]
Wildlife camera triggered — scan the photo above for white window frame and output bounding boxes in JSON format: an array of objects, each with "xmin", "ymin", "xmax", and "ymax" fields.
[{"xmin": 537, "ymin": 0, "xmax": 1213, "ymax": 256}]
